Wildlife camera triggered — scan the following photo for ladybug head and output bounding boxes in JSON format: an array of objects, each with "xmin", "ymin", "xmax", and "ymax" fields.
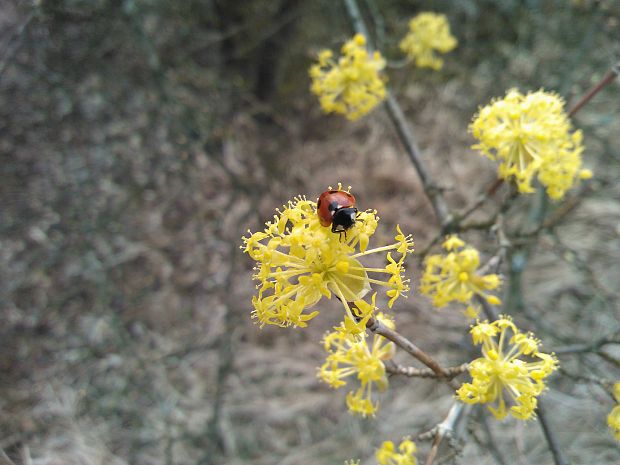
[{"xmin": 331, "ymin": 207, "xmax": 357, "ymax": 233}]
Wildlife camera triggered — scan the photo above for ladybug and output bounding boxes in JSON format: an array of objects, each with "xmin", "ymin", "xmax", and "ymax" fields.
[{"xmin": 317, "ymin": 190, "xmax": 358, "ymax": 234}]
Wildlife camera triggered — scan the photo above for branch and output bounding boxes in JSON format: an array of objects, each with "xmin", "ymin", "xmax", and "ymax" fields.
[
  {"xmin": 420, "ymin": 402, "xmax": 467, "ymax": 465},
  {"xmin": 554, "ymin": 331, "xmax": 620, "ymax": 355},
  {"xmin": 343, "ymin": 0, "xmax": 453, "ymax": 230},
  {"xmin": 454, "ymin": 177, "xmax": 504, "ymax": 225},
  {"xmin": 480, "ymin": 409, "xmax": 509, "ymax": 465},
  {"xmin": 386, "ymin": 361, "xmax": 469, "ymax": 380},
  {"xmin": 366, "ymin": 317, "xmax": 459, "ymax": 389},
  {"xmin": 536, "ymin": 399, "xmax": 570, "ymax": 465},
  {"xmin": 558, "ymin": 367, "xmax": 615, "ymax": 399},
  {"xmin": 383, "ymin": 93, "xmax": 454, "ymax": 229},
  {"xmin": 568, "ymin": 63, "xmax": 620, "ymax": 117},
  {"xmin": 0, "ymin": 11, "xmax": 36, "ymax": 81},
  {"xmin": 343, "ymin": 0, "xmax": 370, "ymax": 41}
]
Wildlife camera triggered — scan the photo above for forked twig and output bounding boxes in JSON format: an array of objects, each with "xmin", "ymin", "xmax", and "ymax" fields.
[{"xmin": 366, "ymin": 317, "xmax": 459, "ymax": 390}]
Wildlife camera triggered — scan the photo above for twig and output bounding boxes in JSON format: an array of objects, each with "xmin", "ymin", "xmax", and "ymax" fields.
[
  {"xmin": 455, "ymin": 177, "xmax": 504, "ymax": 225},
  {"xmin": 480, "ymin": 409, "xmax": 509, "ymax": 465},
  {"xmin": 536, "ymin": 399, "xmax": 570, "ymax": 465},
  {"xmin": 558, "ymin": 367, "xmax": 615, "ymax": 399},
  {"xmin": 476, "ymin": 295, "xmax": 499, "ymax": 321},
  {"xmin": 0, "ymin": 449, "xmax": 16, "ymax": 465},
  {"xmin": 422, "ymin": 402, "xmax": 467, "ymax": 465},
  {"xmin": 363, "ymin": 0, "xmax": 386, "ymax": 49},
  {"xmin": 366, "ymin": 317, "xmax": 459, "ymax": 389},
  {"xmin": 343, "ymin": 0, "xmax": 370, "ymax": 41},
  {"xmin": 554, "ymin": 331, "xmax": 620, "ymax": 355},
  {"xmin": 386, "ymin": 361, "xmax": 469, "ymax": 380},
  {"xmin": 568, "ymin": 63, "xmax": 620, "ymax": 117},
  {"xmin": 343, "ymin": 0, "xmax": 453, "ymax": 230},
  {"xmin": 0, "ymin": 11, "xmax": 35, "ymax": 81},
  {"xmin": 383, "ymin": 92, "xmax": 454, "ymax": 229}
]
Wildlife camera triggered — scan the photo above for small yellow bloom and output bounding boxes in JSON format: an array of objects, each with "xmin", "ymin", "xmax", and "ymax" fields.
[
  {"xmin": 319, "ymin": 313, "xmax": 395, "ymax": 417},
  {"xmin": 420, "ymin": 235, "xmax": 501, "ymax": 310},
  {"xmin": 471, "ymin": 89, "xmax": 590, "ymax": 199},
  {"xmin": 608, "ymin": 382, "xmax": 620, "ymax": 441},
  {"xmin": 242, "ymin": 186, "xmax": 414, "ymax": 329},
  {"xmin": 310, "ymin": 34, "xmax": 387, "ymax": 121},
  {"xmin": 457, "ymin": 316, "xmax": 558, "ymax": 420},
  {"xmin": 376, "ymin": 438, "xmax": 417, "ymax": 465},
  {"xmin": 399, "ymin": 12, "xmax": 457, "ymax": 70}
]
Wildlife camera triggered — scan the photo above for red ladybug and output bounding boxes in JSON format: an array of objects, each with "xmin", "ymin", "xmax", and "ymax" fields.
[{"xmin": 317, "ymin": 190, "xmax": 358, "ymax": 233}]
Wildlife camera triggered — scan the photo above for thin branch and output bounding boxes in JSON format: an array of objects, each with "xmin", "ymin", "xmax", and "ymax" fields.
[
  {"xmin": 343, "ymin": 0, "xmax": 370, "ymax": 41},
  {"xmin": 554, "ymin": 331, "xmax": 620, "ymax": 355},
  {"xmin": 0, "ymin": 11, "xmax": 35, "ymax": 81},
  {"xmin": 386, "ymin": 361, "xmax": 469, "ymax": 380},
  {"xmin": 476, "ymin": 295, "xmax": 499, "ymax": 321},
  {"xmin": 480, "ymin": 409, "xmax": 509, "ymax": 465},
  {"xmin": 383, "ymin": 92, "xmax": 454, "ymax": 229},
  {"xmin": 558, "ymin": 367, "xmax": 615, "ymax": 399},
  {"xmin": 0, "ymin": 449, "xmax": 17, "ymax": 465},
  {"xmin": 366, "ymin": 317, "xmax": 459, "ymax": 389},
  {"xmin": 568, "ymin": 63, "xmax": 620, "ymax": 117},
  {"xmin": 455, "ymin": 177, "xmax": 504, "ymax": 225},
  {"xmin": 343, "ymin": 0, "xmax": 453, "ymax": 230},
  {"xmin": 536, "ymin": 399, "xmax": 570, "ymax": 465},
  {"xmin": 363, "ymin": 0, "xmax": 386, "ymax": 49},
  {"xmin": 422, "ymin": 402, "xmax": 467, "ymax": 465}
]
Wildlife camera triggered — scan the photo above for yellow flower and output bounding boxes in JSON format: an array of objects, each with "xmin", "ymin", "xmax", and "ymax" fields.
[
  {"xmin": 376, "ymin": 438, "xmax": 417, "ymax": 465},
  {"xmin": 420, "ymin": 235, "xmax": 501, "ymax": 309},
  {"xmin": 242, "ymin": 186, "xmax": 414, "ymax": 329},
  {"xmin": 471, "ymin": 89, "xmax": 591, "ymax": 199},
  {"xmin": 457, "ymin": 316, "xmax": 558, "ymax": 420},
  {"xmin": 399, "ymin": 12, "xmax": 457, "ymax": 70},
  {"xmin": 310, "ymin": 34, "xmax": 386, "ymax": 121},
  {"xmin": 608, "ymin": 382, "xmax": 620, "ymax": 441},
  {"xmin": 319, "ymin": 313, "xmax": 396, "ymax": 417}
]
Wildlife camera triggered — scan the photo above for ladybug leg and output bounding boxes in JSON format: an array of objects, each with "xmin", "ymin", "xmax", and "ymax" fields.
[{"xmin": 338, "ymin": 230, "xmax": 347, "ymax": 242}]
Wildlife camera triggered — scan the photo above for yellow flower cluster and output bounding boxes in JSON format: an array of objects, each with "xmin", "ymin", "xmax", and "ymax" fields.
[
  {"xmin": 319, "ymin": 313, "xmax": 395, "ymax": 417},
  {"xmin": 471, "ymin": 89, "xmax": 592, "ymax": 200},
  {"xmin": 399, "ymin": 12, "xmax": 457, "ymax": 70},
  {"xmin": 242, "ymin": 187, "xmax": 414, "ymax": 330},
  {"xmin": 456, "ymin": 317, "xmax": 558, "ymax": 420},
  {"xmin": 420, "ymin": 235, "xmax": 501, "ymax": 316},
  {"xmin": 608, "ymin": 382, "xmax": 620, "ymax": 441},
  {"xmin": 376, "ymin": 438, "xmax": 417, "ymax": 465},
  {"xmin": 310, "ymin": 34, "xmax": 387, "ymax": 121}
]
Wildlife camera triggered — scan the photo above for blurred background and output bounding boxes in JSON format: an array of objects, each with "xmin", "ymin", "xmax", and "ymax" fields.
[{"xmin": 1, "ymin": 0, "xmax": 619, "ymax": 464}]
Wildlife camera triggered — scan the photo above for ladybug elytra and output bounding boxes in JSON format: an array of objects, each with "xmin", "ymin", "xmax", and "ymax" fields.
[{"xmin": 317, "ymin": 190, "xmax": 358, "ymax": 234}]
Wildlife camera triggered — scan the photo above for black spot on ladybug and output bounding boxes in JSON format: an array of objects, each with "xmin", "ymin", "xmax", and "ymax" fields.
[{"xmin": 328, "ymin": 200, "xmax": 340, "ymax": 212}]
